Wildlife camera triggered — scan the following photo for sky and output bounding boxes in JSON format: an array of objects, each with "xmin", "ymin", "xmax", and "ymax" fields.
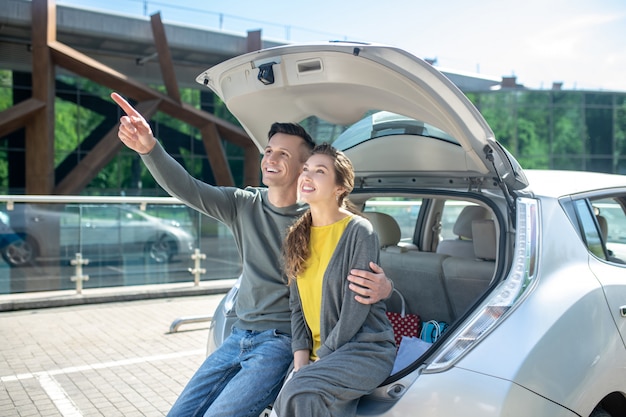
[{"xmin": 59, "ymin": 0, "xmax": 626, "ymax": 91}]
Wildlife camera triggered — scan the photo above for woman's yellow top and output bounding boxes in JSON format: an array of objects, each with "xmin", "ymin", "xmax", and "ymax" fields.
[{"xmin": 297, "ymin": 215, "xmax": 352, "ymax": 359}]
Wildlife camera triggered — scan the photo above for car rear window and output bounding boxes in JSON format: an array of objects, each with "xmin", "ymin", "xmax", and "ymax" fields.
[
  {"xmin": 333, "ymin": 111, "xmax": 459, "ymax": 151},
  {"xmin": 364, "ymin": 197, "xmax": 422, "ymax": 245}
]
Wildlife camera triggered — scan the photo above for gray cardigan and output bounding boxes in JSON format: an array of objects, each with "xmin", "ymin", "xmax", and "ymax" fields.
[
  {"xmin": 275, "ymin": 216, "xmax": 396, "ymax": 417},
  {"xmin": 142, "ymin": 143, "xmax": 307, "ymax": 334},
  {"xmin": 289, "ymin": 215, "xmax": 395, "ymax": 358}
]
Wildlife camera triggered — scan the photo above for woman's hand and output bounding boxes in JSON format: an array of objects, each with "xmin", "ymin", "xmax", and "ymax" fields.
[{"xmin": 293, "ymin": 349, "xmax": 310, "ymax": 372}]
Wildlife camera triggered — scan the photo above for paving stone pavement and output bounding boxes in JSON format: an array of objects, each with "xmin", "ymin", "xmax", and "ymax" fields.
[{"xmin": 0, "ymin": 294, "xmax": 225, "ymax": 416}]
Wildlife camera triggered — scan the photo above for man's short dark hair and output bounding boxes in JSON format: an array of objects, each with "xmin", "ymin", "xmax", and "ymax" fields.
[{"xmin": 268, "ymin": 122, "xmax": 315, "ymax": 151}]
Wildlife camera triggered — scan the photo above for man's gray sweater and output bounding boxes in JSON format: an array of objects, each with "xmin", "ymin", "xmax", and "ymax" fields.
[{"xmin": 142, "ymin": 143, "xmax": 307, "ymax": 334}]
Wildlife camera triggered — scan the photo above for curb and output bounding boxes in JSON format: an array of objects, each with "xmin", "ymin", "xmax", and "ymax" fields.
[{"xmin": 0, "ymin": 279, "xmax": 236, "ymax": 312}]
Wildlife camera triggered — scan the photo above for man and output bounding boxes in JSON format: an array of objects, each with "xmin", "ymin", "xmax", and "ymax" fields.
[{"xmin": 111, "ymin": 93, "xmax": 393, "ymax": 417}]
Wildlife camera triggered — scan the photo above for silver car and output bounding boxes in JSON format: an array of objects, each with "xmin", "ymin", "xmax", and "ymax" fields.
[
  {"xmin": 0, "ymin": 204, "xmax": 195, "ymax": 267},
  {"xmin": 199, "ymin": 42, "xmax": 626, "ymax": 416}
]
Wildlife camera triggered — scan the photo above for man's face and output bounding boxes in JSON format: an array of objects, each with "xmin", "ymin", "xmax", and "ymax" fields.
[{"xmin": 261, "ymin": 133, "xmax": 309, "ymax": 188}]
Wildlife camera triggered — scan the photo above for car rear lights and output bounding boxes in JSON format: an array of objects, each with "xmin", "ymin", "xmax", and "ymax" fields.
[{"xmin": 425, "ymin": 197, "xmax": 540, "ymax": 371}]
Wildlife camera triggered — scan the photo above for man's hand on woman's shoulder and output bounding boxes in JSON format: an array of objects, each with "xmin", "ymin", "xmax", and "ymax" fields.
[{"xmin": 347, "ymin": 262, "xmax": 393, "ymax": 304}]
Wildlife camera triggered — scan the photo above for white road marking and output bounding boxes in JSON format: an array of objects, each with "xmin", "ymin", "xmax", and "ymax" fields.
[
  {"xmin": 2, "ymin": 349, "xmax": 204, "ymax": 416},
  {"xmin": 37, "ymin": 373, "xmax": 83, "ymax": 417},
  {"xmin": 1, "ymin": 349, "xmax": 204, "ymax": 382}
]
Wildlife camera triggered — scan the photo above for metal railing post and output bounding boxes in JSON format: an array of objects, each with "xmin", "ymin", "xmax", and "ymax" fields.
[
  {"xmin": 188, "ymin": 248, "xmax": 206, "ymax": 286},
  {"xmin": 169, "ymin": 315, "xmax": 212, "ymax": 333},
  {"xmin": 70, "ymin": 252, "xmax": 89, "ymax": 294}
]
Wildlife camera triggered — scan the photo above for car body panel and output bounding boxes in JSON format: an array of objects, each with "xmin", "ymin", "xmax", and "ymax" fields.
[
  {"xmin": 365, "ymin": 366, "xmax": 579, "ymax": 417},
  {"xmin": 0, "ymin": 212, "xmax": 21, "ymax": 247},
  {"xmin": 524, "ymin": 170, "xmax": 626, "ymax": 198},
  {"xmin": 589, "ymin": 255, "xmax": 626, "ymax": 348},
  {"xmin": 448, "ymin": 267, "xmax": 625, "ymax": 417}
]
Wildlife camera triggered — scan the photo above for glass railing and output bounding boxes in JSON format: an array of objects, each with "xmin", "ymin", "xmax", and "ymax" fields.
[{"xmin": 0, "ymin": 196, "xmax": 242, "ymax": 294}]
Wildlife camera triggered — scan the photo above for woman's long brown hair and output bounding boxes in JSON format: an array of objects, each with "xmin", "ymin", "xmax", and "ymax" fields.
[{"xmin": 282, "ymin": 143, "xmax": 359, "ymax": 284}]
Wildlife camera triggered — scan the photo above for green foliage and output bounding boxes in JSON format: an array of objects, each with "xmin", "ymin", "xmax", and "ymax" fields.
[
  {"xmin": 57, "ymin": 74, "xmax": 111, "ymax": 96},
  {"xmin": 0, "ymin": 71, "xmax": 10, "ymax": 192},
  {"xmin": 515, "ymin": 117, "xmax": 549, "ymax": 169},
  {"xmin": 54, "ymin": 98, "xmax": 106, "ymax": 166},
  {"xmin": 212, "ymin": 97, "xmax": 240, "ymax": 126},
  {"xmin": 470, "ymin": 89, "xmax": 626, "ymax": 172},
  {"xmin": 0, "ymin": 70, "xmax": 12, "ymax": 111},
  {"xmin": 473, "ymin": 93, "xmax": 517, "ymax": 152},
  {"xmin": 515, "ymin": 93, "xmax": 550, "ymax": 169},
  {"xmin": 0, "ymin": 150, "xmax": 7, "ymax": 192}
]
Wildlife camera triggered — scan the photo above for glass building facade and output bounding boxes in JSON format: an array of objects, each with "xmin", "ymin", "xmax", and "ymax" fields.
[
  {"xmin": 466, "ymin": 89, "xmax": 626, "ymax": 175},
  {"xmin": 1, "ymin": 70, "xmax": 626, "ymax": 196}
]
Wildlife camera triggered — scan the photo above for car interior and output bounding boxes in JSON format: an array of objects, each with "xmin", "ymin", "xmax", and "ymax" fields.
[
  {"xmin": 592, "ymin": 196, "xmax": 626, "ymax": 264},
  {"xmin": 352, "ymin": 194, "xmax": 501, "ymax": 342}
]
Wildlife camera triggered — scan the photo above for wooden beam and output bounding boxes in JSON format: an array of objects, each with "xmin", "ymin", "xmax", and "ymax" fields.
[
  {"xmin": 168, "ymin": 100, "xmax": 252, "ymax": 147},
  {"xmin": 200, "ymin": 123, "xmax": 234, "ymax": 186},
  {"xmin": 0, "ymin": 98, "xmax": 45, "ymax": 138},
  {"xmin": 27, "ymin": 0, "xmax": 56, "ymax": 195},
  {"xmin": 33, "ymin": 0, "xmax": 56, "ymax": 43},
  {"xmin": 53, "ymin": 100, "xmax": 161, "ymax": 195},
  {"xmin": 49, "ymin": 40, "xmax": 155, "ymax": 102},
  {"xmin": 150, "ymin": 12, "xmax": 181, "ymax": 104},
  {"xmin": 247, "ymin": 30, "xmax": 262, "ymax": 52},
  {"xmin": 25, "ymin": 6, "xmax": 262, "ymax": 193},
  {"xmin": 48, "ymin": 41, "xmax": 252, "ymax": 148}
]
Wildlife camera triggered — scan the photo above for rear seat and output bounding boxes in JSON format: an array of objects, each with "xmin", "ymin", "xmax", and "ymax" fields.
[
  {"xmin": 364, "ymin": 212, "xmax": 454, "ymax": 323},
  {"xmin": 436, "ymin": 205, "xmax": 490, "ymax": 258},
  {"xmin": 364, "ymin": 212, "xmax": 405, "ymax": 253},
  {"xmin": 442, "ymin": 219, "xmax": 497, "ymax": 318}
]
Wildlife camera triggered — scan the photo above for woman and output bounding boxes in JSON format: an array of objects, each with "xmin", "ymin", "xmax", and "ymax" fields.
[{"xmin": 273, "ymin": 143, "xmax": 396, "ymax": 417}]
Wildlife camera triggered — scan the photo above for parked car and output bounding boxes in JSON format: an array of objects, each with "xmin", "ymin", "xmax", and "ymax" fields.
[
  {"xmin": 0, "ymin": 211, "xmax": 24, "ymax": 262},
  {"xmin": 0, "ymin": 204, "xmax": 195, "ymax": 267},
  {"xmin": 199, "ymin": 42, "xmax": 626, "ymax": 416}
]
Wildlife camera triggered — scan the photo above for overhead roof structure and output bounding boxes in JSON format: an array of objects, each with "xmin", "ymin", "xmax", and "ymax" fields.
[
  {"xmin": 0, "ymin": 0, "xmax": 505, "ymax": 195},
  {"xmin": 0, "ymin": 0, "xmax": 503, "ymax": 91},
  {"xmin": 0, "ymin": 0, "xmax": 285, "ymax": 88}
]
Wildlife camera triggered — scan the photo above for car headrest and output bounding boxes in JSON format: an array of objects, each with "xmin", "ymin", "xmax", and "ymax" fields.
[
  {"xmin": 363, "ymin": 212, "xmax": 401, "ymax": 248},
  {"xmin": 453, "ymin": 205, "xmax": 490, "ymax": 239},
  {"xmin": 471, "ymin": 219, "xmax": 497, "ymax": 261}
]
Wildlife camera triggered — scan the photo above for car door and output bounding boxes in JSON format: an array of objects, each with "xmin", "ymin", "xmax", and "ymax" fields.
[
  {"xmin": 80, "ymin": 205, "xmax": 121, "ymax": 259},
  {"xmin": 575, "ymin": 194, "xmax": 626, "ymax": 348}
]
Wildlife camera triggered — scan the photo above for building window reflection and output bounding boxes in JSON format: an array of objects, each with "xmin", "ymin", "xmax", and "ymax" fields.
[{"xmin": 2, "ymin": 70, "xmax": 626, "ymax": 196}]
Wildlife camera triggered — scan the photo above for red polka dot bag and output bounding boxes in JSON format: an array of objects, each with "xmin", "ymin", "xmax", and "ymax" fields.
[{"xmin": 386, "ymin": 288, "xmax": 421, "ymax": 348}]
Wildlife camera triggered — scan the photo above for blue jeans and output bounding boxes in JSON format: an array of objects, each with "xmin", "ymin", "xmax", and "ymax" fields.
[{"xmin": 167, "ymin": 327, "xmax": 292, "ymax": 417}]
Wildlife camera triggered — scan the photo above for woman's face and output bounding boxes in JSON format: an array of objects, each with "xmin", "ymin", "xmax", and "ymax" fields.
[{"xmin": 298, "ymin": 153, "xmax": 343, "ymax": 206}]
